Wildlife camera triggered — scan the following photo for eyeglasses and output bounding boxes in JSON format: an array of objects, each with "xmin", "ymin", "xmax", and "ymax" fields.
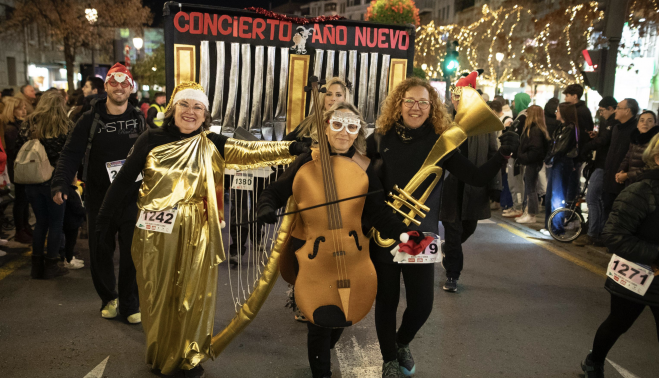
[
  {"xmin": 330, "ymin": 121, "xmax": 361, "ymax": 134},
  {"xmin": 616, "ymin": 106, "xmax": 628, "ymax": 110},
  {"xmin": 108, "ymin": 79, "xmax": 130, "ymax": 88},
  {"xmin": 402, "ymin": 98, "xmax": 430, "ymax": 110},
  {"xmin": 177, "ymin": 102, "xmax": 205, "ymax": 114}
]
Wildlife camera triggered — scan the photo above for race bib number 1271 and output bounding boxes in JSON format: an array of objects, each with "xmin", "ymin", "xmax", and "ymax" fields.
[{"xmin": 607, "ymin": 254, "xmax": 655, "ymax": 296}]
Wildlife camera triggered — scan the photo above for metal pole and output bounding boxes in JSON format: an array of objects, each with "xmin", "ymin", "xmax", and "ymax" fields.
[{"xmin": 602, "ymin": 0, "xmax": 628, "ymax": 97}]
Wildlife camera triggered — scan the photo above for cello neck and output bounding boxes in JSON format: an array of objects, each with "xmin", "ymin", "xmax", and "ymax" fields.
[{"xmin": 311, "ymin": 81, "xmax": 343, "ymax": 230}]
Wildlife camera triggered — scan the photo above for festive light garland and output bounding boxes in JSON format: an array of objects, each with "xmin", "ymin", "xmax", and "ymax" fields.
[
  {"xmin": 244, "ymin": 7, "xmax": 346, "ymax": 24},
  {"xmin": 414, "ymin": 2, "xmax": 604, "ymax": 86}
]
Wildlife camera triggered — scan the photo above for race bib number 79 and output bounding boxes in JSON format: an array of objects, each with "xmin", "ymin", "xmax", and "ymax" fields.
[
  {"xmin": 391, "ymin": 233, "xmax": 442, "ymax": 264},
  {"xmin": 136, "ymin": 206, "xmax": 179, "ymax": 234},
  {"xmin": 607, "ymin": 254, "xmax": 655, "ymax": 296}
]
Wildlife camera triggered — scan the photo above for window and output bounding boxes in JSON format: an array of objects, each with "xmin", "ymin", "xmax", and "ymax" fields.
[
  {"xmin": 340, "ymin": 3, "xmax": 345, "ymax": 13},
  {"xmin": 6, "ymin": 57, "xmax": 17, "ymax": 86}
]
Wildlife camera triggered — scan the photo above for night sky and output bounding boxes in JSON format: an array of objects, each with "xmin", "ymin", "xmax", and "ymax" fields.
[{"xmin": 144, "ymin": 0, "xmax": 293, "ymax": 27}]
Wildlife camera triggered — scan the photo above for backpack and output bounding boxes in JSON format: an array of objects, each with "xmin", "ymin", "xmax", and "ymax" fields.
[{"xmin": 14, "ymin": 139, "xmax": 54, "ymax": 184}]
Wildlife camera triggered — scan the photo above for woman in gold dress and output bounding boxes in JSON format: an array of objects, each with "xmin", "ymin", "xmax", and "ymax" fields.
[{"xmin": 96, "ymin": 82, "xmax": 308, "ymax": 377}]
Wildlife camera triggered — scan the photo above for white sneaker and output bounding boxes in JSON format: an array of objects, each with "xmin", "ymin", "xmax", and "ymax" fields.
[
  {"xmin": 516, "ymin": 214, "xmax": 536, "ymax": 224},
  {"xmin": 127, "ymin": 312, "xmax": 142, "ymax": 324},
  {"xmin": 63, "ymin": 257, "xmax": 84, "ymax": 269},
  {"xmin": 101, "ymin": 299, "xmax": 118, "ymax": 319},
  {"xmin": 539, "ymin": 229, "xmax": 551, "ymax": 236},
  {"xmin": 503, "ymin": 209, "xmax": 523, "ymax": 218},
  {"xmin": 0, "ymin": 250, "xmax": 6, "ymax": 257}
]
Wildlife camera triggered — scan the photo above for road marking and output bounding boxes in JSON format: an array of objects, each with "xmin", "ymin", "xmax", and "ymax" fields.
[
  {"xmin": 334, "ymin": 335, "xmax": 381, "ymax": 378},
  {"xmin": 497, "ymin": 223, "xmax": 606, "ymax": 278},
  {"xmin": 0, "ymin": 250, "xmax": 31, "ymax": 281},
  {"xmin": 478, "ymin": 219, "xmax": 496, "ymax": 224},
  {"xmin": 83, "ymin": 356, "xmax": 109, "ymax": 378},
  {"xmin": 607, "ymin": 359, "xmax": 641, "ymax": 378}
]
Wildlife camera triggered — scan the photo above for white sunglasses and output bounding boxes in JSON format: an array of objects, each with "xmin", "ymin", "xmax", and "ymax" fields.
[{"xmin": 329, "ymin": 113, "xmax": 362, "ymax": 135}]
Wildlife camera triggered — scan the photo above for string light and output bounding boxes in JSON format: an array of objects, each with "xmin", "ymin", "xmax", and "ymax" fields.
[{"xmin": 414, "ymin": 2, "xmax": 604, "ymax": 85}]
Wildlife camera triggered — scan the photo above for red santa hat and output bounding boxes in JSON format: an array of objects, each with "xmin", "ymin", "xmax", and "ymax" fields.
[
  {"xmin": 454, "ymin": 70, "xmax": 483, "ymax": 89},
  {"xmin": 105, "ymin": 63, "xmax": 134, "ymax": 87}
]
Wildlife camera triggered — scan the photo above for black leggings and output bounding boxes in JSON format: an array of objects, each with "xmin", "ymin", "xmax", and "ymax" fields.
[
  {"xmin": 307, "ymin": 322, "xmax": 344, "ymax": 378},
  {"xmin": 591, "ymin": 293, "xmax": 659, "ymax": 364},
  {"xmin": 374, "ymin": 261, "xmax": 435, "ymax": 362}
]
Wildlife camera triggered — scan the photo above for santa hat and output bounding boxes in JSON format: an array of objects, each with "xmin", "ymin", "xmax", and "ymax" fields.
[
  {"xmin": 157, "ymin": 81, "xmax": 209, "ymax": 120},
  {"xmin": 450, "ymin": 69, "xmax": 483, "ymax": 96},
  {"xmin": 105, "ymin": 63, "xmax": 134, "ymax": 87}
]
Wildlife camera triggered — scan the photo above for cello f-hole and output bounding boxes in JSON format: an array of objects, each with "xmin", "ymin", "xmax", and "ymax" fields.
[
  {"xmin": 348, "ymin": 230, "xmax": 362, "ymax": 251},
  {"xmin": 309, "ymin": 236, "xmax": 326, "ymax": 259}
]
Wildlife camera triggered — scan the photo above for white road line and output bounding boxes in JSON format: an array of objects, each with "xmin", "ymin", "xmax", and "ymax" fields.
[
  {"xmin": 83, "ymin": 356, "xmax": 109, "ymax": 378},
  {"xmin": 334, "ymin": 335, "xmax": 381, "ymax": 378},
  {"xmin": 607, "ymin": 359, "xmax": 641, "ymax": 378},
  {"xmin": 477, "ymin": 219, "xmax": 496, "ymax": 224}
]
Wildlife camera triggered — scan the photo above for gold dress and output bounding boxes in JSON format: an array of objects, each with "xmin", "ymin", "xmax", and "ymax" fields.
[{"xmin": 132, "ymin": 131, "xmax": 294, "ymax": 374}]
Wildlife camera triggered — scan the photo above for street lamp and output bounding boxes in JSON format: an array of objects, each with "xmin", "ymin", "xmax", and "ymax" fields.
[
  {"xmin": 86, "ymin": 8, "xmax": 98, "ymax": 71},
  {"xmin": 133, "ymin": 37, "xmax": 143, "ymax": 64},
  {"xmin": 495, "ymin": 53, "xmax": 504, "ymax": 63}
]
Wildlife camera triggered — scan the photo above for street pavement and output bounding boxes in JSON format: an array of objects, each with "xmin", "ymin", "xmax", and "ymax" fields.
[{"xmin": 1, "ymin": 212, "xmax": 658, "ymax": 378}]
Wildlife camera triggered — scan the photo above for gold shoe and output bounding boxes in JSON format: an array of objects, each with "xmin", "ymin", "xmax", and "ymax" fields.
[
  {"xmin": 127, "ymin": 312, "xmax": 142, "ymax": 324},
  {"xmin": 101, "ymin": 299, "xmax": 118, "ymax": 319}
]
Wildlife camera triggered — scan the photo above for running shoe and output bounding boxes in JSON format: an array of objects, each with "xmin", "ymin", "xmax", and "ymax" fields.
[
  {"xmin": 443, "ymin": 278, "xmax": 458, "ymax": 293},
  {"xmin": 503, "ymin": 209, "xmax": 523, "ymax": 218},
  {"xmin": 127, "ymin": 312, "xmax": 142, "ymax": 324},
  {"xmin": 382, "ymin": 360, "xmax": 405, "ymax": 378},
  {"xmin": 0, "ymin": 250, "xmax": 6, "ymax": 257},
  {"xmin": 396, "ymin": 343, "xmax": 416, "ymax": 376},
  {"xmin": 63, "ymin": 257, "xmax": 85, "ymax": 269},
  {"xmin": 581, "ymin": 353, "xmax": 604, "ymax": 378},
  {"xmin": 539, "ymin": 229, "xmax": 551, "ymax": 236},
  {"xmin": 101, "ymin": 299, "xmax": 118, "ymax": 319},
  {"xmin": 516, "ymin": 213, "xmax": 536, "ymax": 224}
]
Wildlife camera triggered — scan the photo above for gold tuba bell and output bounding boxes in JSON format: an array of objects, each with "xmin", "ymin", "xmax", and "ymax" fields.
[{"xmin": 369, "ymin": 86, "xmax": 505, "ymax": 248}]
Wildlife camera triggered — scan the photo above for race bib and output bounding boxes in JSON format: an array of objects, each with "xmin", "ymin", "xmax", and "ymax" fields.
[
  {"xmin": 607, "ymin": 254, "xmax": 655, "ymax": 296},
  {"xmin": 391, "ymin": 233, "xmax": 442, "ymax": 264},
  {"xmin": 231, "ymin": 172, "xmax": 254, "ymax": 191},
  {"xmin": 106, "ymin": 160, "xmax": 143, "ymax": 183},
  {"xmin": 136, "ymin": 206, "xmax": 179, "ymax": 234}
]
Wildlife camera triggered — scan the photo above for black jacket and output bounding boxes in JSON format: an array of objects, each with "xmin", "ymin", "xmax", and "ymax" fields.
[
  {"xmin": 581, "ymin": 114, "xmax": 618, "ymax": 171},
  {"xmin": 619, "ymin": 126, "xmax": 659, "ymax": 185},
  {"xmin": 516, "ymin": 124, "xmax": 548, "ymax": 166},
  {"xmin": 604, "ymin": 117, "xmax": 637, "ymax": 194},
  {"xmin": 366, "ymin": 122, "xmax": 505, "ymax": 264},
  {"xmin": 575, "ymin": 100, "xmax": 594, "ymax": 141},
  {"xmin": 603, "ymin": 168, "xmax": 659, "ymax": 306},
  {"xmin": 544, "ymin": 111, "xmax": 560, "ymax": 139},
  {"xmin": 51, "ymin": 98, "xmax": 145, "ymax": 200},
  {"xmin": 547, "ymin": 122, "xmax": 577, "ymax": 164}
]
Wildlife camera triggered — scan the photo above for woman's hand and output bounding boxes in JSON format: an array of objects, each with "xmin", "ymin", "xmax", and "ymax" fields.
[
  {"xmin": 615, "ymin": 171, "xmax": 628, "ymax": 184},
  {"xmin": 289, "ymin": 141, "xmax": 311, "ymax": 156}
]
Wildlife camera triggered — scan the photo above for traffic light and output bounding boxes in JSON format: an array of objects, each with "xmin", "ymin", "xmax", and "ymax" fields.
[
  {"xmin": 581, "ymin": 49, "xmax": 607, "ymax": 94},
  {"xmin": 443, "ymin": 41, "xmax": 459, "ymax": 77}
]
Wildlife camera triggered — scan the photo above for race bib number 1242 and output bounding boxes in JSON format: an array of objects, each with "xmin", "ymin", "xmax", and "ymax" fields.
[{"xmin": 136, "ymin": 207, "xmax": 178, "ymax": 234}]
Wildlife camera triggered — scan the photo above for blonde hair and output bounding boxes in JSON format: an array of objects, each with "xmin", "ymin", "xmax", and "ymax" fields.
[
  {"xmin": 311, "ymin": 102, "xmax": 367, "ymax": 155},
  {"xmin": 295, "ymin": 77, "xmax": 349, "ymax": 138},
  {"xmin": 0, "ymin": 97, "xmax": 26, "ymax": 124},
  {"xmin": 642, "ymin": 133, "xmax": 659, "ymax": 169},
  {"xmin": 524, "ymin": 105, "xmax": 550, "ymax": 140},
  {"xmin": 376, "ymin": 77, "xmax": 450, "ymax": 135},
  {"xmin": 24, "ymin": 91, "xmax": 70, "ymax": 139}
]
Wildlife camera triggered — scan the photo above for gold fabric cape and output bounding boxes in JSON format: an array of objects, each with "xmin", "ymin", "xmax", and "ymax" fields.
[{"xmin": 132, "ymin": 132, "xmax": 293, "ymax": 374}]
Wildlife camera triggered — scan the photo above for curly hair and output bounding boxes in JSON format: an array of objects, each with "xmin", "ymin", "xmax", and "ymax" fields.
[
  {"xmin": 376, "ymin": 77, "xmax": 450, "ymax": 135},
  {"xmin": 310, "ymin": 102, "xmax": 367, "ymax": 155}
]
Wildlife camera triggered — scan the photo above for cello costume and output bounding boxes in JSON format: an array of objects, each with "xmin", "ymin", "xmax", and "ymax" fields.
[
  {"xmin": 258, "ymin": 144, "xmax": 408, "ymax": 378},
  {"xmin": 96, "ymin": 82, "xmax": 299, "ymax": 374}
]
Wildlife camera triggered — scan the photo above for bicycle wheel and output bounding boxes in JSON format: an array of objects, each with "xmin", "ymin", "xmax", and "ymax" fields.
[{"xmin": 548, "ymin": 208, "xmax": 583, "ymax": 242}]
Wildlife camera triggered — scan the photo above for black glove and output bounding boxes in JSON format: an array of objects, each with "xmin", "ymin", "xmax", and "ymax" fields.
[
  {"xmin": 489, "ymin": 190, "xmax": 501, "ymax": 203},
  {"xmin": 498, "ymin": 131, "xmax": 520, "ymax": 157},
  {"xmin": 256, "ymin": 205, "xmax": 278, "ymax": 224},
  {"xmin": 289, "ymin": 141, "xmax": 311, "ymax": 156}
]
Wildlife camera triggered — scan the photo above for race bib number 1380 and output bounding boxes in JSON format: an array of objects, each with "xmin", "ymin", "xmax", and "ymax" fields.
[
  {"xmin": 136, "ymin": 207, "xmax": 178, "ymax": 234},
  {"xmin": 607, "ymin": 254, "xmax": 655, "ymax": 296}
]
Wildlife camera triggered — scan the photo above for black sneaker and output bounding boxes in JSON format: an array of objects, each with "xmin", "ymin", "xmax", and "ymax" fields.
[
  {"xmin": 396, "ymin": 343, "xmax": 416, "ymax": 376},
  {"xmin": 581, "ymin": 353, "xmax": 604, "ymax": 378},
  {"xmin": 382, "ymin": 360, "xmax": 405, "ymax": 378},
  {"xmin": 43, "ymin": 258, "xmax": 69, "ymax": 279},
  {"xmin": 184, "ymin": 365, "xmax": 205, "ymax": 378},
  {"xmin": 443, "ymin": 278, "xmax": 458, "ymax": 293}
]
